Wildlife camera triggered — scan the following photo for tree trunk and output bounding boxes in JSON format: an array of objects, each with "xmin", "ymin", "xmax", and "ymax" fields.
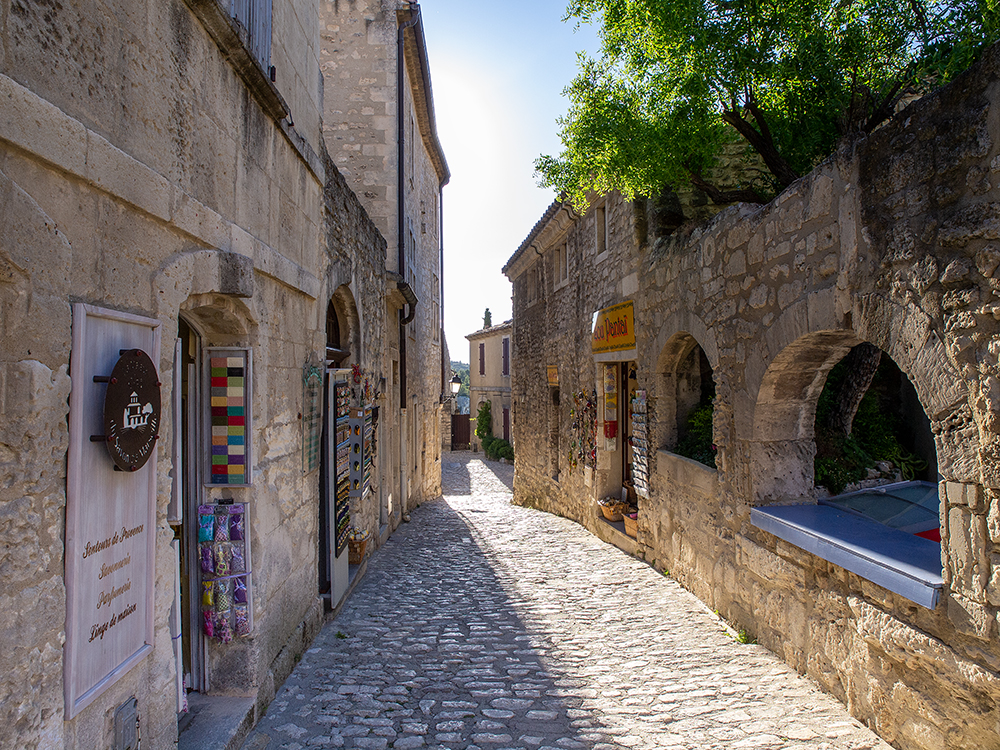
[{"xmin": 826, "ymin": 343, "xmax": 882, "ymax": 436}]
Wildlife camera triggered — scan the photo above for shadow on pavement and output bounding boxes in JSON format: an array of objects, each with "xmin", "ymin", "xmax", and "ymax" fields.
[{"xmin": 244, "ymin": 496, "xmax": 609, "ymax": 750}]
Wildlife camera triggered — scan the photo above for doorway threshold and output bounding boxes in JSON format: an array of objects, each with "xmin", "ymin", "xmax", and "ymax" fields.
[
  {"xmin": 595, "ymin": 515, "xmax": 639, "ymax": 556},
  {"xmin": 177, "ymin": 693, "xmax": 255, "ymax": 750}
]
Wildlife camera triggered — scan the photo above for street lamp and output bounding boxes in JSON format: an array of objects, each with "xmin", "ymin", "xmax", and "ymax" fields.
[{"xmin": 450, "ymin": 374, "xmax": 462, "ymax": 395}]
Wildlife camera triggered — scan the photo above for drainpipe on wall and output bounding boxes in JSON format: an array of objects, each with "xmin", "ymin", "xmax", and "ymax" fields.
[
  {"xmin": 439, "ymin": 187, "xmax": 445, "ymax": 402},
  {"xmin": 397, "ymin": 4, "xmax": 421, "ymax": 514},
  {"xmin": 397, "ymin": 5, "xmax": 421, "ymax": 411}
]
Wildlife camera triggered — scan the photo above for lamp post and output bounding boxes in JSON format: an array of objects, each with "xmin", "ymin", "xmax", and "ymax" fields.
[{"xmin": 450, "ymin": 374, "xmax": 462, "ymax": 396}]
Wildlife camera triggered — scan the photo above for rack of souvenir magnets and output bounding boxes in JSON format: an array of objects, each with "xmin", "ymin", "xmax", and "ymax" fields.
[
  {"xmin": 349, "ymin": 408, "xmax": 367, "ymax": 501},
  {"xmin": 198, "ymin": 503, "xmax": 252, "ymax": 642},
  {"xmin": 631, "ymin": 390, "xmax": 650, "ymax": 499},
  {"xmin": 334, "ymin": 382, "xmax": 352, "ymax": 557},
  {"xmin": 363, "ymin": 407, "xmax": 374, "ymax": 495}
]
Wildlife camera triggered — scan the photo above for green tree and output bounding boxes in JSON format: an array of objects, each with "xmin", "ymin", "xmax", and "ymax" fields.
[
  {"xmin": 450, "ymin": 361, "xmax": 471, "ymax": 398},
  {"xmin": 483, "ymin": 308, "xmax": 492, "ymax": 328},
  {"xmin": 537, "ymin": 0, "xmax": 998, "ymax": 208}
]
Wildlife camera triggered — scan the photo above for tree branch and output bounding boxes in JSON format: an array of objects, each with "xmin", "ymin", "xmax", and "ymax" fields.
[
  {"xmin": 721, "ymin": 108, "xmax": 800, "ymax": 188},
  {"xmin": 686, "ymin": 165, "xmax": 766, "ymax": 205},
  {"xmin": 865, "ymin": 78, "xmax": 906, "ymax": 133}
]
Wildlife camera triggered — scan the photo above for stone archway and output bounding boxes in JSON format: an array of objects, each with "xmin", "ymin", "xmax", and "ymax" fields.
[
  {"xmin": 327, "ymin": 284, "xmax": 361, "ymax": 366},
  {"xmin": 651, "ymin": 312, "xmax": 720, "ymax": 462},
  {"xmin": 746, "ymin": 295, "xmax": 971, "ymax": 505}
]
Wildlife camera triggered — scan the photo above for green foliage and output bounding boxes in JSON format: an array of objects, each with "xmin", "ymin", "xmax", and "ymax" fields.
[
  {"xmin": 813, "ymin": 357, "xmax": 928, "ymax": 493},
  {"xmin": 735, "ymin": 629, "xmax": 757, "ymax": 645},
  {"xmin": 675, "ymin": 401, "xmax": 716, "ymax": 468},
  {"xmin": 451, "ymin": 361, "xmax": 471, "ymax": 398},
  {"xmin": 476, "ymin": 400, "xmax": 493, "ymax": 440},
  {"xmin": 538, "ymin": 0, "xmax": 999, "ymax": 209},
  {"xmin": 475, "ymin": 401, "xmax": 514, "ymax": 460},
  {"xmin": 485, "ymin": 438, "xmax": 515, "ymax": 461}
]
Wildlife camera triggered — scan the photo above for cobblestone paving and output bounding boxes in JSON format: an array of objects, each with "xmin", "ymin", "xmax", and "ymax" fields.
[{"xmin": 243, "ymin": 453, "xmax": 891, "ymax": 750}]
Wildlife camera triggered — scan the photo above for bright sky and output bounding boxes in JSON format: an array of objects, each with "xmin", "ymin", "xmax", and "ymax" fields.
[{"xmin": 419, "ymin": 1, "xmax": 601, "ymax": 362}]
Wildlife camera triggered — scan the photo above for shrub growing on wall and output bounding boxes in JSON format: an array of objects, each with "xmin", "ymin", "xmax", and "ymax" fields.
[{"xmin": 475, "ymin": 400, "xmax": 514, "ymax": 461}]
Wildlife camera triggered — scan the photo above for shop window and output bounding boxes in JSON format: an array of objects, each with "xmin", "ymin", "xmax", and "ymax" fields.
[
  {"xmin": 749, "ymin": 333, "xmax": 944, "ymax": 608},
  {"xmin": 656, "ymin": 333, "xmax": 716, "ymax": 468}
]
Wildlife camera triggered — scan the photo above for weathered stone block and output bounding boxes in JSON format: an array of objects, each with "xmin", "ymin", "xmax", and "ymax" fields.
[
  {"xmin": 988, "ymin": 490, "xmax": 1000, "ymax": 541},
  {"xmin": 946, "ymin": 507, "xmax": 988, "ymax": 596},
  {"xmin": 806, "ymin": 175, "xmax": 834, "ymax": 222},
  {"xmin": 947, "ymin": 593, "xmax": 994, "ymax": 639},
  {"xmin": 737, "ymin": 534, "xmax": 806, "ymax": 588},
  {"xmin": 987, "ymin": 554, "xmax": 1000, "ymax": 606}
]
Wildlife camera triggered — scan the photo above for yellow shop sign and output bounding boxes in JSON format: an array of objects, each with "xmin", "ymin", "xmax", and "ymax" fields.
[{"xmin": 591, "ymin": 301, "xmax": 636, "ymax": 355}]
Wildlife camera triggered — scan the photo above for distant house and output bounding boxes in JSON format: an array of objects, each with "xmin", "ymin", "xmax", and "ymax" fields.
[{"xmin": 467, "ymin": 321, "xmax": 513, "ymax": 448}]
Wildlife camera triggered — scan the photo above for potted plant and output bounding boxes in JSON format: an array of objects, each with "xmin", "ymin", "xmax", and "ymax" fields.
[{"xmin": 347, "ymin": 526, "xmax": 371, "ymax": 565}]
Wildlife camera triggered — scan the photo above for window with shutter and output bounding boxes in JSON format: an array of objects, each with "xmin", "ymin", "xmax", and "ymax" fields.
[{"xmin": 479, "ymin": 343, "xmax": 485, "ymax": 375}]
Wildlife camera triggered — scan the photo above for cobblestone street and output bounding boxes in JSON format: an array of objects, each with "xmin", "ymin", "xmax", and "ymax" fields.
[{"xmin": 242, "ymin": 453, "xmax": 891, "ymax": 750}]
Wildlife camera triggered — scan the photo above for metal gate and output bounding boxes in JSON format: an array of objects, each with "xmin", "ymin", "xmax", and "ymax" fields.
[{"xmin": 450, "ymin": 413, "xmax": 470, "ymax": 450}]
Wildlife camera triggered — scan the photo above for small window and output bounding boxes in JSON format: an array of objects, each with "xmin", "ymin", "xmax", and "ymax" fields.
[
  {"xmin": 502, "ymin": 337, "xmax": 510, "ymax": 376},
  {"xmin": 479, "ymin": 343, "xmax": 485, "ymax": 376},
  {"xmin": 595, "ymin": 205, "xmax": 607, "ymax": 258},
  {"xmin": 526, "ymin": 264, "xmax": 539, "ymax": 305},
  {"xmin": 553, "ymin": 244, "xmax": 569, "ymax": 287}
]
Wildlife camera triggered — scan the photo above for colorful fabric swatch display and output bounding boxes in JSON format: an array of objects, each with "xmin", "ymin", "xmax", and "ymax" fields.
[
  {"xmin": 210, "ymin": 353, "xmax": 248, "ymax": 485},
  {"xmin": 198, "ymin": 504, "xmax": 252, "ymax": 641}
]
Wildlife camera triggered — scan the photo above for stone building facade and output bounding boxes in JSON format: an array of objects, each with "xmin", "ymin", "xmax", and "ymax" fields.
[
  {"xmin": 467, "ymin": 321, "xmax": 513, "ymax": 449},
  {"xmin": 0, "ymin": 0, "xmax": 417, "ymax": 748},
  {"xmin": 504, "ymin": 46, "xmax": 1000, "ymax": 750},
  {"xmin": 319, "ymin": 0, "xmax": 450, "ymax": 513}
]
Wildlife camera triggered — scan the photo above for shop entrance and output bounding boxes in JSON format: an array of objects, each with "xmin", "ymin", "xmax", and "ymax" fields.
[
  {"xmin": 621, "ymin": 362, "xmax": 636, "ymax": 501},
  {"xmin": 176, "ymin": 317, "xmax": 206, "ymax": 699}
]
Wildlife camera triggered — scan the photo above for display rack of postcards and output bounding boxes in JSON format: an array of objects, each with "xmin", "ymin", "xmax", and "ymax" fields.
[
  {"xmin": 334, "ymin": 383, "xmax": 351, "ymax": 557},
  {"xmin": 198, "ymin": 503, "xmax": 253, "ymax": 643},
  {"xmin": 631, "ymin": 390, "xmax": 650, "ymax": 499}
]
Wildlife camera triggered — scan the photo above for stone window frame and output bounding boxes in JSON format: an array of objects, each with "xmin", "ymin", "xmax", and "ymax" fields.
[
  {"xmin": 654, "ymin": 331, "xmax": 717, "ymax": 461},
  {"xmin": 525, "ymin": 262, "xmax": 540, "ymax": 307},
  {"xmin": 552, "ymin": 243, "xmax": 570, "ymax": 290},
  {"xmin": 594, "ymin": 202, "xmax": 609, "ymax": 262},
  {"xmin": 743, "ymin": 307, "xmax": 968, "ymax": 610}
]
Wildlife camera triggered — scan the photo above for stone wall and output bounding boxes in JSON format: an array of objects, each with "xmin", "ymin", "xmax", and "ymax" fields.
[
  {"xmin": 320, "ymin": 0, "xmax": 447, "ymax": 511},
  {"xmin": 0, "ymin": 0, "xmax": 334, "ymax": 746},
  {"xmin": 323, "ymin": 153, "xmax": 391, "ymax": 542},
  {"xmin": 507, "ymin": 45, "xmax": 1000, "ymax": 750}
]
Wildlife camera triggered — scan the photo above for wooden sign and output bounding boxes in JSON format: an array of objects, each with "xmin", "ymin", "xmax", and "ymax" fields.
[
  {"xmin": 65, "ymin": 305, "xmax": 160, "ymax": 718},
  {"xmin": 102, "ymin": 349, "xmax": 161, "ymax": 472},
  {"xmin": 592, "ymin": 300, "xmax": 636, "ymax": 355},
  {"xmin": 547, "ymin": 365, "xmax": 559, "ymax": 387}
]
